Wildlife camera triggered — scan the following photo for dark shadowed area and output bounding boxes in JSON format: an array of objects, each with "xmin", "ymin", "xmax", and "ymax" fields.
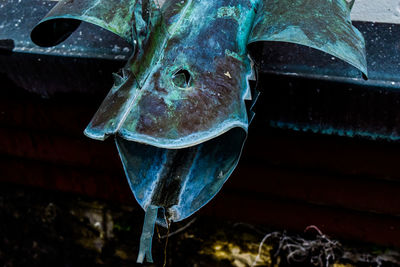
[{"xmin": 0, "ymin": 183, "xmax": 399, "ymax": 267}]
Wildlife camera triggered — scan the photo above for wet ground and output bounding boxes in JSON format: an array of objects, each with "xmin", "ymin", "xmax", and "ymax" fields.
[{"xmin": 0, "ymin": 183, "xmax": 399, "ymax": 267}]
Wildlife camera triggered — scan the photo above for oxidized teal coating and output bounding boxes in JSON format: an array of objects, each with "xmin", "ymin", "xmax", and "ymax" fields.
[
  {"xmin": 85, "ymin": 0, "xmax": 255, "ymax": 148},
  {"xmin": 249, "ymin": 0, "xmax": 368, "ymax": 76},
  {"xmin": 115, "ymin": 127, "xmax": 246, "ymax": 224},
  {"xmin": 31, "ymin": 0, "xmax": 136, "ymax": 45},
  {"xmin": 31, "ymin": 0, "xmax": 367, "ymax": 263},
  {"xmin": 114, "ymin": 127, "xmax": 246, "ymax": 262}
]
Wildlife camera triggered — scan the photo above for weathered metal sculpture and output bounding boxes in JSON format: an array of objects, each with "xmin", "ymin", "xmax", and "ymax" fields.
[{"xmin": 31, "ymin": 0, "xmax": 367, "ymax": 263}]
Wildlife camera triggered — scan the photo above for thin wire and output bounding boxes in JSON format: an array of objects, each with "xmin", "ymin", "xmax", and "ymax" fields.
[
  {"xmin": 160, "ymin": 218, "xmax": 197, "ymax": 239},
  {"xmin": 163, "ymin": 218, "xmax": 171, "ymax": 267},
  {"xmin": 251, "ymin": 233, "xmax": 273, "ymax": 267}
]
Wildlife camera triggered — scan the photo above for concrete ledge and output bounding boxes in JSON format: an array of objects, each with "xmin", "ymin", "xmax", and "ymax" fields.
[{"xmin": 352, "ymin": 0, "xmax": 400, "ymax": 24}]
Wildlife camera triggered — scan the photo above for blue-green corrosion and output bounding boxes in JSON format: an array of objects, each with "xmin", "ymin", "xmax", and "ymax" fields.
[
  {"xmin": 249, "ymin": 0, "xmax": 367, "ymax": 76},
  {"xmin": 85, "ymin": 0, "xmax": 256, "ymax": 148},
  {"xmin": 31, "ymin": 0, "xmax": 367, "ymax": 263}
]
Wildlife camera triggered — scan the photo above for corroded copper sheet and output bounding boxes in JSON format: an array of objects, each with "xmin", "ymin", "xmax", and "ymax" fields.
[
  {"xmin": 115, "ymin": 127, "xmax": 246, "ymax": 224},
  {"xmin": 31, "ymin": 0, "xmax": 367, "ymax": 148},
  {"xmin": 249, "ymin": 0, "xmax": 367, "ymax": 76},
  {"xmin": 85, "ymin": 0, "xmax": 255, "ymax": 148}
]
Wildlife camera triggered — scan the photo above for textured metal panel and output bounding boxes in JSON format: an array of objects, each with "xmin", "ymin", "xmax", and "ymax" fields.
[
  {"xmin": 84, "ymin": 0, "xmax": 254, "ymax": 149},
  {"xmin": 115, "ymin": 127, "xmax": 246, "ymax": 223}
]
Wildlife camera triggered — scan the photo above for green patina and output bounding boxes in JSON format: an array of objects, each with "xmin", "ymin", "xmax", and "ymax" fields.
[
  {"xmin": 249, "ymin": 0, "xmax": 367, "ymax": 75},
  {"xmin": 31, "ymin": 0, "xmax": 367, "ymax": 263},
  {"xmin": 225, "ymin": 49, "xmax": 243, "ymax": 62},
  {"xmin": 217, "ymin": 6, "xmax": 241, "ymax": 20}
]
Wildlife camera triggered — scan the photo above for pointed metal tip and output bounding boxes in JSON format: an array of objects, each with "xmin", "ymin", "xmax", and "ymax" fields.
[{"xmin": 137, "ymin": 206, "xmax": 158, "ymax": 264}]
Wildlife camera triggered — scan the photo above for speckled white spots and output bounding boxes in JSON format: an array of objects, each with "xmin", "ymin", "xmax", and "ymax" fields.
[
  {"xmin": 112, "ymin": 45, "xmax": 122, "ymax": 53},
  {"xmin": 217, "ymin": 6, "xmax": 240, "ymax": 20}
]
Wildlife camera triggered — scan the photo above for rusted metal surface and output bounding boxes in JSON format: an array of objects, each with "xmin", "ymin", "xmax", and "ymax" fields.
[{"xmin": 30, "ymin": 0, "xmax": 368, "ymax": 262}]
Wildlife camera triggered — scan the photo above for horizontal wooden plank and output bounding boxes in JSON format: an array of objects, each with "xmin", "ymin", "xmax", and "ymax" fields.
[
  {"xmin": 0, "ymin": 127, "xmax": 120, "ymax": 171},
  {"xmin": 2, "ymin": 156, "xmax": 400, "ymax": 248},
  {"xmin": 0, "ymin": 92, "xmax": 98, "ymax": 136},
  {"xmin": 244, "ymin": 125, "xmax": 400, "ymax": 182},
  {"xmin": 228, "ymin": 163, "xmax": 400, "ymax": 216},
  {"xmin": 2, "ymin": 75, "xmax": 400, "ymax": 248},
  {"xmin": 202, "ymin": 188, "xmax": 400, "ymax": 248},
  {"xmin": 1, "ymin": 126, "xmax": 400, "ymax": 216},
  {"xmin": 0, "ymin": 156, "xmax": 131, "ymax": 204},
  {"xmin": 4, "ymin": 87, "xmax": 400, "ymax": 182}
]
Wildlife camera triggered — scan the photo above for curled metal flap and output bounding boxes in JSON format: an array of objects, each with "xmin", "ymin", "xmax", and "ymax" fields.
[
  {"xmin": 31, "ymin": 0, "xmax": 136, "ymax": 47},
  {"xmin": 115, "ymin": 127, "xmax": 247, "ymax": 224},
  {"xmin": 85, "ymin": 0, "xmax": 257, "ymax": 148},
  {"xmin": 116, "ymin": 126, "xmax": 247, "ymax": 262},
  {"xmin": 249, "ymin": 0, "xmax": 368, "ymax": 76}
]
